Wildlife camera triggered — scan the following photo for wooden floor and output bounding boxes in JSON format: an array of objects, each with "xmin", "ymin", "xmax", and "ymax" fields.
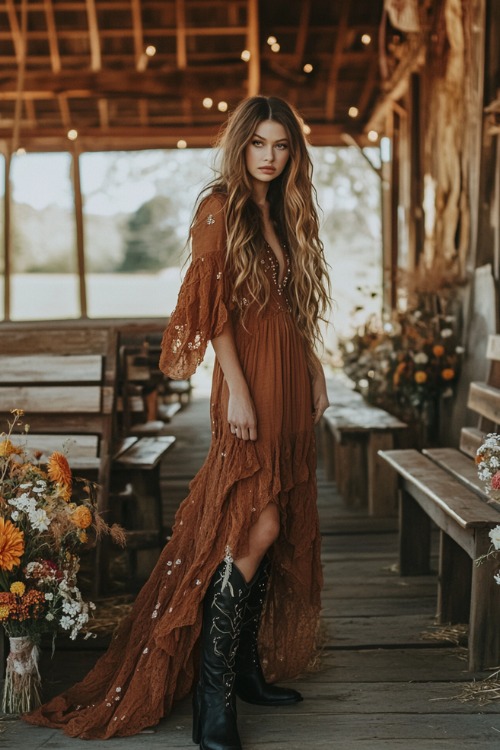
[{"xmin": 4, "ymin": 395, "xmax": 500, "ymax": 749}]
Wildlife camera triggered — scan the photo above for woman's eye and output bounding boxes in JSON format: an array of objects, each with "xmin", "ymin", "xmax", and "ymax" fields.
[
  {"xmin": 252, "ymin": 139, "xmax": 263, "ymax": 147},
  {"xmin": 275, "ymin": 143, "xmax": 288, "ymax": 150}
]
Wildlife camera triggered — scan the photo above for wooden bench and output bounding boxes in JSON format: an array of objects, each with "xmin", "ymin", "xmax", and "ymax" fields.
[
  {"xmin": 379, "ymin": 335, "xmax": 500, "ymax": 670},
  {"xmin": 322, "ymin": 379, "xmax": 407, "ymax": 516},
  {"xmin": 0, "ymin": 325, "xmax": 176, "ymax": 589}
]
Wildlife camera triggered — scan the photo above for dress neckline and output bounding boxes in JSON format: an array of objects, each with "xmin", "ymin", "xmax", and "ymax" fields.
[{"xmin": 264, "ymin": 240, "xmax": 290, "ymax": 291}]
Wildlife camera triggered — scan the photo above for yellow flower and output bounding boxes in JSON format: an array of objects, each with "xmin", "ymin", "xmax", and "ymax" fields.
[
  {"xmin": 0, "ymin": 439, "xmax": 22, "ymax": 457},
  {"xmin": 71, "ymin": 506, "xmax": 93, "ymax": 529},
  {"xmin": 0, "ymin": 604, "xmax": 9, "ymax": 620},
  {"xmin": 441, "ymin": 368, "xmax": 455, "ymax": 381},
  {"xmin": 0, "ymin": 518, "xmax": 24, "ymax": 571},
  {"xmin": 415, "ymin": 371, "xmax": 428, "ymax": 384},
  {"xmin": 56, "ymin": 483, "xmax": 72, "ymax": 503},
  {"xmin": 432, "ymin": 344, "xmax": 445, "ymax": 357},
  {"xmin": 10, "ymin": 581, "xmax": 25, "ymax": 597},
  {"xmin": 47, "ymin": 452, "xmax": 72, "ymax": 488}
]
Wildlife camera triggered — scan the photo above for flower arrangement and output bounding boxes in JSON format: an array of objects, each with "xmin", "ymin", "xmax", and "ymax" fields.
[
  {"xmin": 0, "ymin": 409, "xmax": 125, "ymax": 713},
  {"xmin": 476, "ymin": 433, "xmax": 500, "ymax": 504},
  {"xmin": 476, "ymin": 433, "xmax": 500, "ymax": 586},
  {"xmin": 339, "ymin": 301, "xmax": 463, "ymax": 428}
]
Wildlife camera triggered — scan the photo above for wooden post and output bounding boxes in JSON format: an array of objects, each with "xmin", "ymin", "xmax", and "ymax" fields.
[
  {"xmin": 71, "ymin": 149, "xmax": 87, "ymax": 318},
  {"xmin": 469, "ymin": 527, "xmax": 500, "ymax": 671},
  {"xmin": 3, "ymin": 151, "xmax": 11, "ymax": 321},
  {"xmin": 399, "ymin": 488, "xmax": 431, "ymax": 575},
  {"xmin": 367, "ymin": 431, "xmax": 398, "ymax": 517},
  {"xmin": 246, "ymin": 0, "xmax": 260, "ymax": 96},
  {"xmin": 437, "ymin": 530, "xmax": 471, "ymax": 624}
]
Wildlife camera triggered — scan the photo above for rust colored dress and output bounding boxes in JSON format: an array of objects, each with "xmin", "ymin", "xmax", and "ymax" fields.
[{"xmin": 25, "ymin": 193, "xmax": 323, "ymax": 739}]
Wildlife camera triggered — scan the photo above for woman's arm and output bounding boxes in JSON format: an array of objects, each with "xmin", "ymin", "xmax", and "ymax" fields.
[
  {"xmin": 308, "ymin": 352, "xmax": 330, "ymax": 425},
  {"xmin": 212, "ymin": 321, "xmax": 257, "ymax": 441}
]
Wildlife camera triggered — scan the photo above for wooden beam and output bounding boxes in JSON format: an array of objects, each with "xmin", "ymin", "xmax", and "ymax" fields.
[
  {"xmin": 0, "ymin": 68, "xmax": 247, "ymax": 99},
  {"xmin": 5, "ymin": 0, "xmax": 23, "ymax": 62},
  {"xmin": 44, "ymin": 0, "xmax": 61, "ymax": 73},
  {"xmin": 85, "ymin": 0, "xmax": 102, "ymax": 72},
  {"xmin": 175, "ymin": 0, "xmax": 187, "ymax": 69},
  {"xmin": 11, "ymin": 0, "xmax": 28, "ymax": 153},
  {"xmin": 357, "ymin": 59, "xmax": 378, "ymax": 119},
  {"xmin": 325, "ymin": 0, "xmax": 351, "ymax": 122},
  {"xmin": 98, "ymin": 98, "xmax": 109, "ymax": 128},
  {"xmin": 0, "ymin": 123, "xmax": 369, "ymax": 152},
  {"xmin": 294, "ymin": 0, "xmax": 311, "ymax": 65},
  {"xmin": 130, "ymin": 0, "xmax": 144, "ymax": 69},
  {"xmin": 246, "ymin": 0, "xmax": 260, "ymax": 96},
  {"xmin": 58, "ymin": 94, "xmax": 71, "ymax": 129}
]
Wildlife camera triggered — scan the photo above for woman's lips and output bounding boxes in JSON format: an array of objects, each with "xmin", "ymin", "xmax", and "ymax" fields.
[{"xmin": 258, "ymin": 167, "xmax": 276, "ymax": 173}]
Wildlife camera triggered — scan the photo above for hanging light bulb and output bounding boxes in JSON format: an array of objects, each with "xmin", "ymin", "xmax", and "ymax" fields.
[
  {"xmin": 218, "ymin": 101, "xmax": 228, "ymax": 112},
  {"xmin": 241, "ymin": 49, "xmax": 251, "ymax": 62},
  {"xmin": 202, "ymin": 97, "xmax": 213, "ymax": 109},
  {"xmin": 267, "ymin": 35, "xmax": 277, "ymax": 45},
  {"xmin": 367, "ymin": 130, "xmax": 379, "ymax": 142},
  {"xmin": 177, "ymin": 139, "xmax": 187, "ymax": 149},
  {"xmin": 145, "ymin": 45, "xmax": 156, "ymax": 57},
  {"xmin": 67, "ymin": 129, "xmax": 78, "ymax": 141},
  {"xmin": 303, "ymin": 63, "xmax": 313, "ymax": 73},
  {"xmin": 361, "ymin": 34, "xmax": 372, "ymax": 45},
  {"xmin": 348, "ymin": 106, "xmax": 359, "ymax": 118}
]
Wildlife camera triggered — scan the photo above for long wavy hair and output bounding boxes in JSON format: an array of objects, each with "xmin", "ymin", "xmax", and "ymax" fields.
[{"xmin": 195, "ymin": 95, "xmax": 331, "ymax": 353}]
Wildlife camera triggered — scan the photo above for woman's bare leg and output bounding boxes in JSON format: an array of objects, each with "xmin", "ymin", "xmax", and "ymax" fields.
[{"xmin": 234, "ymin": 503, "xmax": 280, "ymax": 582}]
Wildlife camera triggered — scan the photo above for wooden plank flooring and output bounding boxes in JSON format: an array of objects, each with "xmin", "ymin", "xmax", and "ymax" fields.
[{"xmin": 3, "ymin": 394, "xmax": 500, "ymax": 749}]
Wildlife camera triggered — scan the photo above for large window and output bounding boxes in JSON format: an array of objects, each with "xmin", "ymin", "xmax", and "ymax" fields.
[
  {"xmin": 0, "ymin": 146, "xmax": 382, "ymax": 345},
  {"xmin": 9, "ymin": 152, "xmax": 79, "ymax": 320},
  {"xmin": 80, "ymin": 149, "xmax": 212, "ymax": 318}
]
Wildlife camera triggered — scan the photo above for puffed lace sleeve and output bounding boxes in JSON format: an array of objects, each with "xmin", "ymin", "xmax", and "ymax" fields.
[{"xmin": 159, "ymin": 193, "xmax": 229, "ymax": 379}]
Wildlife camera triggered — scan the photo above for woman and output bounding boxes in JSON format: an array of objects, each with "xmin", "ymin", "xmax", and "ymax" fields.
[{"xmin": 24, "ymin": 95, "xmax": 330, "ymax": 746}]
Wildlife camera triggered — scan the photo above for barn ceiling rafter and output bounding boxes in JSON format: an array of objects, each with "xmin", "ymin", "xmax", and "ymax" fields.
[{"xmin": 0, "ymin": 0, "xmax": 384, "ymax": 150}]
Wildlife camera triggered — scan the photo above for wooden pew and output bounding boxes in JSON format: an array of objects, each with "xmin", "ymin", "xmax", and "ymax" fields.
[
  {"xmin": 0, "ymin": 325, "xmax": 176, "ymax": 589},
  {"xmin": 322, "ymin": 379, "xmax": 407, "ymax": 516},
  {"xmin": 379, "ymin": 335, "xmax": 500, "ymax": 670}
]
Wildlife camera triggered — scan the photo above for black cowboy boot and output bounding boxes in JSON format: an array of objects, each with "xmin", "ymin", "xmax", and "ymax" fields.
[
  {"xmin": 193, "ymin": 559, "xmax": 250, "ymax": 750},
  {"xmin": 234, "ymin": 557, "xmax": 302, "ymax": 706}
]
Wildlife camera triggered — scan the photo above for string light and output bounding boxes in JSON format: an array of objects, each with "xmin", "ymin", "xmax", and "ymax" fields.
[
  {"xmin": 67, "ymin": 129, "xmax": 78, "ymax": 140},
  {"xmin": 361, "ymin": 34, "xmax": 372, "ymax": 45},
  {"xmin": 177, "ymin": 139, "xmax": 187, "ymax": 149},
  {"xmin": 303, "ymin": 124, "xmax": 311, "ymax": 135},
  {"xmin": 218, "ymin": 101, "xmax": 228, "ymax": 112},
  {"xmin": 303, "ymin": 63, "xmax": 313, "ymax": 73},
  {"xmin": 241, "ymin": 49, "xmax": 251, "ymax": 62},
  {"xmin": 267, "ymin": 36, "xmax": 277, "ymax": 45},
  {"xmin": 15, "ymin": 147, "xmax": 26, "ymax": 155},
  {"xmin": 348, "ymin": 106, "xmax": 359, "ymax": 118},
  {"xmin": 271, "ymin": 42, "xmax": 280, "ymax": 53},
  {"xmin": 145, "ymin": 45, "xmax": 156, "ymax": 57},
  {"xmin": 367, "ymin": 130, "xmax": 379, "ymax": 142},
  {"xmin": 202, "ymin": 97, "xmax": 213, "ymax": 109}
]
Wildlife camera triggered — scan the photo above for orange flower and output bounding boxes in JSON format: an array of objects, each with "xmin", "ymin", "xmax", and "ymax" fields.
[
  {"xmin": 433, "ymin": 344, "xmax": 445, "ymax": 357},
  {"xmin": 0, "ymin": 518, "xmax": 25, "ymax": 571},
  {"xmin": 0, "ymin": 439, "xmax": 22, "ymax": 458},
  {"xmin": 47, "ymin": 452, "xmax": 72, "ymax": 488},
  {"xmin": 0, "ymin": 604, "xmax": 9, "ymax": 620},
  {"xmin": 414, "ymin": 371, "xmax": 428, "ymax": 384},
  {"xmin": 476, "ymin": 452, "xmax": 485, "ymax": 464},
  {"xmin": 441, "ymin": 368, "xmax": 455, "ymax": 381},
  {"xmin": 71, "ymin": 506, "xmax": 93, "ymax": 529}
]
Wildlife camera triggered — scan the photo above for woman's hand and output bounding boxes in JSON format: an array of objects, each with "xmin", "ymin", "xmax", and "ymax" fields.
[
  {"xmin": 228, "ymin": 388, "xmax": 258, "ymax": 441},
  {"xmin": 312, "ymin": 366, "xmax": 329, "ymax": 425}
]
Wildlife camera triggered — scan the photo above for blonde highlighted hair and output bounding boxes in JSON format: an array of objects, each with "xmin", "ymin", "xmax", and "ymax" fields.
[{"xmin": 194, "ymin": 95, "xmax": 331, "ymax": 352}]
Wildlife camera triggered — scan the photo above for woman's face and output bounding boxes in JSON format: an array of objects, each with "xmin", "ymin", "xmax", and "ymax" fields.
[{"xmin": 245, "ymin": 119, "xmax": 290, "ymax": 188}]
